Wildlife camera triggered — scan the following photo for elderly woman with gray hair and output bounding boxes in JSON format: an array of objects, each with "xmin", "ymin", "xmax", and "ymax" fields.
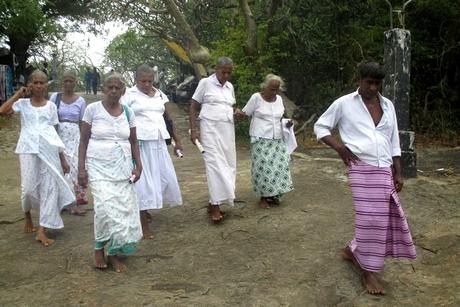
[
  {"xmin": 122, "ymin": 64, "xmax": 183, "ymax": 240},
  {"xmin": 242, "ymin": 74, "xmax": 294, "ymax": 208},
  {"xmin": 78, "ymin": 73, "xmax": 143, "ymax": 272},
  {"xmin": 189, "ymin": 57, "xmax": 244, "ymax": 223}
]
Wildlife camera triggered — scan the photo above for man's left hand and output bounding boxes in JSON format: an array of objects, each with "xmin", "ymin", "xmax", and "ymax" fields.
[{"xmin": 394, "ymin": 174, "xmax": 404, "ymax": 192}]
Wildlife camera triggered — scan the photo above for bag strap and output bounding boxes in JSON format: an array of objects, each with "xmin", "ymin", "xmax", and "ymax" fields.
[
  {"xmin": 122, "ymin": 104, "xmax": 130, "ymax": 122},
  {"xmin": 54, "ymin": 92, "xmax": 62, "ymax": 109}
]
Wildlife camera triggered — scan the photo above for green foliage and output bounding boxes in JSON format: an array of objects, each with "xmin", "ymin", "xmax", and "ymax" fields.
[{"xmin": 104, "ymin": 29, "xmax": 179, "ymax": 85}]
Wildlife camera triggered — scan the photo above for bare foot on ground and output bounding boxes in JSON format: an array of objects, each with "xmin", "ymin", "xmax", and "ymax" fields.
[
  {"xmin": 108, "ymin": 255, "xmax": 126, "ymax": 273},
  {"xmin": 70, "ymin": 206, "xmax": 86, "ymax": 215},
  {"xmin": 209, "ymin": 204, "xmax": 225, "ymax": 223},
  {"xmin": 140, "ymin": 211, "xmax": 154, "ymax": 240},
  {"xmin": 23, "ymin": 212, "xmax": 36, "ymax": 233},
  {"xmin": 94, "ymin": 249, "xmax": 107, "ymax": 269},
  {"xmin": 363, "ymin": 271, "xmax": 386, "ymax": 295},
  {"xmin": 145, "ymin": 211, "xmax": 152, "ymax": 223},
  {"xmin": 35, "ymin": 227, "xmax": 54, "ymax": 247},
  {"xmin": 259, "ymin": 197, "xmax": 270, "ymax": 209},
  {"xmin": 341, "ymin": 246, "xmax": 385, "ymax": 295},
  {"xmin": 267, "ymin": 197, "xmax": 280, "ymax": 205}
]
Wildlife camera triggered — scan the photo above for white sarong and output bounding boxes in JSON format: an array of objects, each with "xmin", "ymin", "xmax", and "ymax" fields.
[
  {"xmin": 135, "ymin": 139, "xmax": 182, "ymax": 210},
  {"xmin": 87, "ymin": 144, "xmax": 142, "ymax": 255},
  {"xmin": 200, "ymin": 119, "xmax": 236, "ymax": 205},
  {"xmin": 19, "ymin": 137, "xmax": 75, "ymax": 229},
  {"xmin": 57, "ymin": 122, "xmax": 80, "ymax": 186}
]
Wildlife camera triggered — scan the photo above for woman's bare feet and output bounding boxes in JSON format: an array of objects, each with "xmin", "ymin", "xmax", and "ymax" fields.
[
  {"xmin": 35, "ymin": 227, "xmax": 54, "ymax": 247},
  {"xmin": 108, "ymin": 255, "xmax": 126, "ymax": 273},
  {"xmin": 70, "ymin": 206, "xmax": 86, "ymax": 215},
  {"xmin": 145, "ymin": 211, "xmax": 153, "ymax": 223},
  {"xmin": 259, "ymin": 197, "xmax": 270, "ymax": 209},
  {"xmin": 94, "ymin": 249, "xmax": 107, "ymax": 269},
  {"xmin": 341, "ymin": 246, "xmax": 385, "ymax": 295},
  {"xmin": 140, "ymin": 211, "xmax": 154, "ymax": 240},
  {"xmin": 209, "ymin": 204, "xmax": 225, "ymax": 223},
  {"xmin": 266, "ymin": 197, "xmax": 280, "ymax": 205},
  {"xmin": 24, "ymin": 212, "xmax": 36, "ymax": 233}
]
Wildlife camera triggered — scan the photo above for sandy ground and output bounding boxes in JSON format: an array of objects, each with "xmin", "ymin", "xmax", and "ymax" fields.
[{"xmin": 0, "ymin": 94, "xmax": 459, "ymax": 306}]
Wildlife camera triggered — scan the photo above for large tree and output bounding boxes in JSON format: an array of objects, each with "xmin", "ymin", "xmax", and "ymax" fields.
[{"xmin": 0, "ymin": 0, "xmax": 92, "ymax": 74}]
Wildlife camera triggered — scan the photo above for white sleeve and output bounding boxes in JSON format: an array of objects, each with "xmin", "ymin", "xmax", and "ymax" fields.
[
  {"xmin": 127, "ymin": 106, "xmax": 136, "ymax": 128},
  {"xmin": 12, "ymin": 98, "xmax": 25, "ymax": 113},
  {"xmin": 82, "ymin": 103, "xmax": 94, "ymax": 125},
  {"xmin": 242, "ymin": 93, "xmax": 258, "ymax": 116},
  {"xmin": 48, "ymin": 102, "xmax": 59, "ymax": 125},
  {"xmin": 314, "ymin": 99, "xmax": 343, "ymax": 140},
  {"xmin": 191, "ymin": 78, "xmax": 207, "ymax": 103}
]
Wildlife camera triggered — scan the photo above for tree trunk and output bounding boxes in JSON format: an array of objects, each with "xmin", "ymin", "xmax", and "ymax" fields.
[
  {"xmin": 238, "ymin": 0, "xmax": 258, "ymax": 56},
  {"xmin": 266, "ymin": 0, "xmax": 282, "ymax": 42},
  {"xmin": 161, "ymin": 0, "xmax": 210, "ymax": 78}
]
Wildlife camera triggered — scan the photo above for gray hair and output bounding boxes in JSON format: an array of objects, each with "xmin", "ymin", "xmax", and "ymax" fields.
[
  {"xmin": 28, "ymin": 69, "xmax": 48, "ymax": 83},
  {"xmin": 62, "ymin": 70, "xmax": 76, "ymax": 79},
  {"xmin": 260, "ymin": 74, "xmax": 286, "ymax": 92},
  {"xmin": 135, "ymin": 64, "xmax": 154, "ymax": 80},
  {"xmin": 104, "ymin": 72, "xmax": 126, "ymax": 88},
  {"xmin": 215, "ymin": 57, "xmax": 233, "ymax": 69}
]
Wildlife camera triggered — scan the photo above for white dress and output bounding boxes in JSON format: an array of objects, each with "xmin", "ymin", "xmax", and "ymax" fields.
[
  {"xmin": 192, "ymin": 74, "xmax": 237, "ymax": 205},
  {"xmin": 13, "ymin": 99, "xmax": 75, "ymax": 229},
  {"xmin": 82, "ymin": 102, "xmax": 142, "ymax": 255},
  {"xmin": 122, "ymin": 86, "xmax": 182, "ymax": 210}
]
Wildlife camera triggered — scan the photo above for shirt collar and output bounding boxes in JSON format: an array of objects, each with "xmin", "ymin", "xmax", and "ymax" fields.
[
  {"xmin": 129, "ymin": 85, "xmax": 162, "ymax": 98},
  {"xmin": 353, "ymin": 89, "xmax": 390, "ymax": 111},
  {"xmin": 210, "ymin": 73, "xmax": 230, "ymax": 88}
]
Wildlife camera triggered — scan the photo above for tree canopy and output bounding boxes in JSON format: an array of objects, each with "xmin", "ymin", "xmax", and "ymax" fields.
[{"xmin": 1, "ymin": 0, "xmax": 458, "ymax": 139}]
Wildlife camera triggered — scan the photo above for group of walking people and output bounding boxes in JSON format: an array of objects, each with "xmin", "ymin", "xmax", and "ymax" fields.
[{"xmin": 0, "ymin": 57, "xmax": 416, "ymax": 295}]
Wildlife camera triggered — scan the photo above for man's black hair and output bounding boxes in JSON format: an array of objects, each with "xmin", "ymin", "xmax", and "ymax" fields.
[{"xmin": 358, "ymin": 61, "xmax": 385, "ymax": 80}]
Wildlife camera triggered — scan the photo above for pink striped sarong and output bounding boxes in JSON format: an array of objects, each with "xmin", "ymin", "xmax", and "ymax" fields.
[{"xmin": 348, "ymin": 161, "xmax": 416, "ymax": 272}]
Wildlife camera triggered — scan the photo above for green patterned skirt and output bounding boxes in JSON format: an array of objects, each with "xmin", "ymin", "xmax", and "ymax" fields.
[{"xmin": 250, "ymin": 138, "xmax": 293, "ymax": 198}]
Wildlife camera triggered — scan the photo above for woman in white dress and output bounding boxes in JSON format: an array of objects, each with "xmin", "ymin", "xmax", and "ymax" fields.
[
  {"xmin": 78, "ymin": 73, "xmax": 143, "ymax": 272},
  {"xmin": 242, "ymin": 74, "xmax": 294, "ymax": 208},
  {"xmin": 0, "ymin": 70, "xmax": 75, "ymax": 247},
  {"xmin": 122, "ymin": 64, "xmax": 183, "ymax": 239},
  {"xmin": 50, "ymin": 70, "xmax": 88, "ymax": 215},
  {"xmin": 189, "ymin": 57, "xmax": 244, "ymax": 223}
]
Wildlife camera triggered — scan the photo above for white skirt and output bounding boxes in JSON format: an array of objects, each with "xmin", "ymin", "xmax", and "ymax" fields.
[
  {"xmin": 200, "ymin": 119, "xmax": 236, "ymax": 205},
  {"xmin": 87, "ymin": 144, "xmax": 142, "ymax": 255},
  {"xmin": 19, "ymin": 138, "xmax": 75, "ymax": 229},
  {"xmin": 135, "ymin": 139, "xmax": 182, "ymax": 210},
  {"xmin": 57, "ymin": 122, "xmax": 80, "ymax": 185}
]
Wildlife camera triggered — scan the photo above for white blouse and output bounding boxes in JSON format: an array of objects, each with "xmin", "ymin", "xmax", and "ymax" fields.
[
  {"xmin": 242, "ymin": 93, "xmax": 284, "ymax": 140},
  {"xmin": 314, "ymin": 90, "xmax": 401, "ymax": 167},
  {"xmin": 192, "ymin": 73, "xmax": 236, "ymax": 122},
  {"xmin": 121, "ymin": 86, "xmax": 169, "ymax": 141},
  {"xmin": 82, "ymin": 101, "xmax": 136, "ymax": 161},
  {"xmin": 13, "ymin": 98, "xmax": 65, "ymax": 154}
]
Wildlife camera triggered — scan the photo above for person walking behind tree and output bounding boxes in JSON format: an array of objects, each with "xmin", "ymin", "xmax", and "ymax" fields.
[
  {"xmin": 0, "ymin": 70, "xmax": 75, "ymax": 247},
  {"xmin": 78, "ymin": 73, "xmax": 143, "ymax": 273},
  {"xmin": 242, "ymin": 74, "xmax": 294, "ymax": 209},
  {"xmin": 189, "ymin": 57, "xmax": 244, "ymax": 223},
  {"xmin": 50, "ymin": 70, "xmax": 88, "ymax": 215},
  {"xmin": 91, "ymin": 67, "xmax": 100, "ymax": 95},
  {"xmin": 313, "ymin": 61, "xmax": 416, "ymax": 295},
  {"xmin": 84, "ymin": 67, "xmax": 92, "ymax": 95},
  {"xmin": 122, "ymin": 64, "xmax": 183, "ymax": 240}
]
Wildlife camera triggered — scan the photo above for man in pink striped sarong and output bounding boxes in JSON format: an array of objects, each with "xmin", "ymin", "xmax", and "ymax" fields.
[{"xmin": 314, "ymin": 61, "xmax": 416, "ymax": 295}]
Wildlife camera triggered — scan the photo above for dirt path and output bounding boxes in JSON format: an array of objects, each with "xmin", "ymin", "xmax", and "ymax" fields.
[{"xmin": 0, "ymin": 94, "xmax": 459, "ymax": 306}]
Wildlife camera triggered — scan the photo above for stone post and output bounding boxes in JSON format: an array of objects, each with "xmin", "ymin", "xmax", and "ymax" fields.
[{"xmin": 383, "ymin": 28, "xmax": 417, "ymax": 178}]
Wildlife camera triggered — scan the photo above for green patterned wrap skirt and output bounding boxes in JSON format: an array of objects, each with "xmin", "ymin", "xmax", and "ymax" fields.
[{"xmin": 250, "ymin": 138, "xmax": 293, "ymax": 198}]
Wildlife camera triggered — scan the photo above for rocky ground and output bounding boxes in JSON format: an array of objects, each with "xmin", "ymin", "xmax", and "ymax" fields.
[{"xmin": 0, "ymin": 93, "xmax": 458, "ymax": 306}]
